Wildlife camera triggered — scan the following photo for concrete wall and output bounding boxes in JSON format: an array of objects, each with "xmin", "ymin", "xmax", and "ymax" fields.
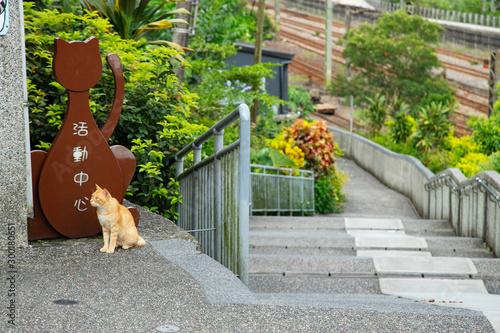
[{"xmin": 0, "ymin": 0, "xmax": 30, "ymax": 248}]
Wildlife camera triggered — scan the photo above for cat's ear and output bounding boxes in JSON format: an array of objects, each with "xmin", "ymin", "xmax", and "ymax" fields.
[
  {"xmin": 85, "ymin": 36, "xmax": 99, "ymax": 47},
  {"xmin": 95, "ymin": 184, "xmax": 102, "ymax": 191},
  {"xmin": 102, "ymin": 189, "xmax": 110, "ymax": 197},
  {"xmin": 54, "ymin": 38, "xmax": 69, "ymax": 48},
  {"xmin": 53, "ymin": 38, "xmax": 69, "ymax": 55}
]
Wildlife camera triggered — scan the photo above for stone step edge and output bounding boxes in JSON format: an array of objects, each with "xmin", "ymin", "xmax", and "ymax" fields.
[{"xmin": 248, "ymin": 271, "xmax": 500, "ymax": 279}]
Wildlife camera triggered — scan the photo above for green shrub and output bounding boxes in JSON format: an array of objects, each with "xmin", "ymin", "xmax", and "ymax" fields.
[
  {"xmin": 455, "ymin": 152, "xmax": 490, "ymax": 178},
  {"xmin": 314, "ymin": 170, "xmax": 348, "ymax": 214},
  {"xmin": 128, "ymin": 115, "xmax": 206, "ymax": 219},
  {"xmin": 385, "ymin": 98, "xmax": 415, "ymax": 144},
  {"xmin": 185, "ymin": 40, "xmax": 284, "ymax": 121},
  {"xmin": 413, "ymin": 101, "xmax": 452, "ymax": 152},
  {"xmin": 288, "ymin": 85, "xmax": 315, "ymax": 116},
  {"xmin": 194, "ymin": 0, "xmax": 257, "ymax": 45},
  {"xmin": 284, "ymin": 119, "xmax": 341, "ymax": 178},
  {"xmin": 25, "ymin": 3, "xmax": 200, "ymax": 220},
  {"xmin": 482, "ymin": 152, "xmax": 500, "ymax": 173},
  {"xmin": 360, "ymin": 93, "xmax": 388, "ymax": 137},
  {"xmin": 421, "ymin": 149, "xmax": 450, "ymax": 174},
  {"xmin": 468, "ymin": 115, "xmax": 500, "ymax": 156},
  {"xmin": 445, "ymin": 135, "xmax": 482, "ymax": 167}
]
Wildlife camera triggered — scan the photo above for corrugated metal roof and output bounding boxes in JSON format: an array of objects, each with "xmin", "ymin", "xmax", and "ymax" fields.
[{"xmin": 334, "ymin": 0, "xmax": 375, "ymax": 10}]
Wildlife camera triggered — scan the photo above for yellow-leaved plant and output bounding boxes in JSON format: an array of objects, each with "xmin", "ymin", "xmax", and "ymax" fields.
[{"xmin": 269, "ymin": 136, "xmax": 305, "ymax": 171}]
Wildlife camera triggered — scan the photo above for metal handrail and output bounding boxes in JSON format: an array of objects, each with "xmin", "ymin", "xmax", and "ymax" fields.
[
  {"xmin": 426, "ymin": 173, "xmax": 500, "ymax": 201},
  {"xmin": 174, "ymin": 104, "xmax": 250, "ymax": 285},
  {"xmin": 250, "ymin": 164, "xmax": 314, "ymax": 216}
]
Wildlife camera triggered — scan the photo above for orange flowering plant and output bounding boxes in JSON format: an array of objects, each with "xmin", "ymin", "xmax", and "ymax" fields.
[{"xmin": 283, "ymin": 119, "xmax": 340, "ymax": 178}]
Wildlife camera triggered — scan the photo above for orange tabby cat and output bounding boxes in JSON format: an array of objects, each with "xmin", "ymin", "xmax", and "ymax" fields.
[{"xmin": 90, "ymin": 185, "xmax": 146, "ymax": 253}]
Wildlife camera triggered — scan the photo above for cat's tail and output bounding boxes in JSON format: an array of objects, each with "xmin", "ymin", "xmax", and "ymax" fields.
[{"xmin": 135, "ymin": 236, "xmax": 146, "ymax": 247}]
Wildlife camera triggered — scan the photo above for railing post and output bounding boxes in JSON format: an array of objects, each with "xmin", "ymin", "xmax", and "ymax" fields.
[
  {"xmin": 213, "ymin": 128, "xmax": 224, "ymax": 262},
  {"xmin": 192, "ymin": 144, "xmax": 202, "ymax": 239},
  {"xmin": 238, "ymin": 104, "xmax": 250, "ymax": 285},
  {"xmin": 288, "ymin": 169, "xmax": 293, "ymax": 216},
  {"xmin": 175, "ymin": 155, "xmax": 184, "ymax": 224}
]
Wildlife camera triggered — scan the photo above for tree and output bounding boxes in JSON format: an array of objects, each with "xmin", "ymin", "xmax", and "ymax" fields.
[{"xmin": 339, "ymin": 10, "xmax": 453, "ymax": 106}]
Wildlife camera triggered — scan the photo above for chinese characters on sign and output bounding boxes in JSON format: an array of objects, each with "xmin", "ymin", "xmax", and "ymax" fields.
[{"xmin": 72, "ymin": 122, "xmax": 91, "ymax": 211}]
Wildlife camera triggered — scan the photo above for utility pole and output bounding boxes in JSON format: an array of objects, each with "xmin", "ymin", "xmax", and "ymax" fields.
[
  {"xmin": 252, "ymin": 0, "xmax": 265, "ymax": 124},
  {"xmin": 324, "ymin": 0, "xmax": 333, "ymax": 86},
  {"xmin": 275, "ymin": 0, "xmax": 280, "ymax": 40},
  {"xmin": 488, "ymin": 50, "xmax": 500, "ymax": 117},
  {"xmin": 344, "ymin": 6, "xmax": 352, "ymax": 79}
]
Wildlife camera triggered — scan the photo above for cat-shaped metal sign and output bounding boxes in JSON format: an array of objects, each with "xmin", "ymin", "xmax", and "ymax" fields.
[{"xmin": 28, "ymin": 37, "xmax": 139, "ymax": 240}]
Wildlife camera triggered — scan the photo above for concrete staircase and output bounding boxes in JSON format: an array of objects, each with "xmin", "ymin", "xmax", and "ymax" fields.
[{"xmin": 249, "ymin": 215, "xmax": 500, "ymax": 329}]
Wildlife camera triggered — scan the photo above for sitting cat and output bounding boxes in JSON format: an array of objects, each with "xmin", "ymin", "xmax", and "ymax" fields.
[{"xmin": 90, "ymin": 185, "xmax": 146, "ymax": 253}]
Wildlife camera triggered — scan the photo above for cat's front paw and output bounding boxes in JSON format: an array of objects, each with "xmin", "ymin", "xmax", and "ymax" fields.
[
  {"xmin": 100, "ymin": 247, "xmax": 108, "ymax": 252},
  {"xmin": 106, "ymin": 248, "xmax": 115, "ymax": 254}
]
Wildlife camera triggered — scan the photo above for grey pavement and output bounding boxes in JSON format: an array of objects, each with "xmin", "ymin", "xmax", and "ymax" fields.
[
  {"xmin": 331, "ymin": 157, "xmax": 421, "ymax": 219},
  {"xmin": 2, "ymin": 157, "xmax": 498, "ymax": 332}
]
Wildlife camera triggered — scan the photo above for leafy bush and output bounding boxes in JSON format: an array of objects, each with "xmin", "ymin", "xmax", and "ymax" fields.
[
  {"xmin": 385, "ymin": 102, "xmax": 416, "ymax": 144},
  {"xmin": 281, "ymin": 119, "xmax": 347, "ymax": 213},
  {"xmin": 24, "ymin": 3, "xmax": 200, "ymax": 219},
  {"xmin": 361, "ymin": 93, "xmax": 388, "ymax": 137},
  {"xmin": 288, "ymin": 85, "xmax": 316, "ymax": 116},
  {"xmin": 468, "ymin": 115, "xmax": 500, "ymax": 155},
  {"xmin": 253, "ymin": 112, "xmax": 293, "ymax": 149},
  {"xmin": 482, "ymin": 152, "xmax": 500, "ymax": 174},
  {"xmin": 455, "ymin": 152, "xmax": 490, "ymax": 177},
  {"xmin": 188, "ymin": 60, "xmax": 283, "ymax": 120},
  {"xmin": 284, "ymin": 119, "xmax": 340, "ymax": 178},
  {"xmin": 194, "ymin": 0, "xmax": 256, "ymax": 45},
  {"xmin": 128, "ymin": 115, "xmax": 206, "ymax": 219},
  {"xmin": 413, "ymin": 101, "xmax": 452, "ymax": 152},
  {"xmin": 185, "ymin": 38, "xmax": 284, "ymax": 121},
  {"xmin": 445, "ymin": 135, "xmax": 482, "ymax": 167},
  {"xmin": 269, "ymin": 137, "xmax": 305, "ymax": 170},
  {"xmin": 314, "ymin": 170, "xmax": 348, "ymax": 214}
]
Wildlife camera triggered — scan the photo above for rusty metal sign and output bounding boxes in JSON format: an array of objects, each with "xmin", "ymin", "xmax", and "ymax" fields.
[{"xmin": 28, "ymin": 37, "xmax": 138, "ymax": 240}]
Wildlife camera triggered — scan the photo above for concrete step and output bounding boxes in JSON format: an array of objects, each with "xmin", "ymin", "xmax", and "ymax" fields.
[
  {"xmin": 250, "ymin": 246, "xmax": 357, "ymax": 256},
  {"xmin": 250, "ymin": 231, "xmax": 494, "ymax": 258},
  {"xmin": 249, "ymin": 275, "xmax": 381, "ymax": 294},
  {"xmin": 249, "ymin": 254, "xmax": 376, "ymax": 276},
  {"xmin": 249, "ymin": 215, "xmax": 500, "ymax": 307},
  {"xmin": 250, "ymin": 231, "xmax": 354, "ymax": 248},
  {"xmin": 249, "ymin": 254, "xmax": 500, "ymax": 295},
  {"xmin": 402, "ymin": 219, "xmax": 456, "ymax": 237},
  {"xmin": 250, "ymin": 254, "xmax": 500, "ymax": 279},
  {"xmin": 250, "ymin": 216, "xmax": 455, "ymax": 237},
  {"xmin": 250, "ymin": 216, "xmax": 345, "ymax": 231}
]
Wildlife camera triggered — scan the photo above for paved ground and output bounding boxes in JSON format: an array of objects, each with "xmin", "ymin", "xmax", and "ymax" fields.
[
  {"xmin": 2, "ymin": 158, "xmax": 497, "ymax": 332},
  {"xmin": 331, "ymin": 158, "xmax": 421, "ymax": 219}
]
